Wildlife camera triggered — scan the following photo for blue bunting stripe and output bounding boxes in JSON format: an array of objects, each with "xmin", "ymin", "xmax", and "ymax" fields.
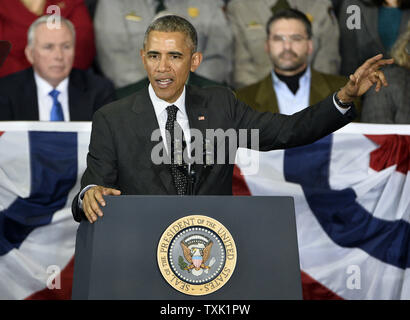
[
  {"xmin": 284, "ymin": 134, "xmax": 410, "ymax": 269},
  {"xmin": 0, "ymin": 131, "xmax": 77, "ymax": 255}
]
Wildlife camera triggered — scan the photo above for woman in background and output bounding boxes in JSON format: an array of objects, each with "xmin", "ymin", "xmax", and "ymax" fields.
[
  {"xmin": 361, "ymin": 22, "xmax": 410, "ymax": 123},
  {"xmin": 338, "ymin": 0, "xmax": 410, "ymax": 76}
]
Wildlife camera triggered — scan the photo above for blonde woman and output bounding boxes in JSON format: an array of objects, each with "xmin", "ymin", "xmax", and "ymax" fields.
[{"xmin": 362, "ymin": 22, "xmax": 410, "ymax": 123}]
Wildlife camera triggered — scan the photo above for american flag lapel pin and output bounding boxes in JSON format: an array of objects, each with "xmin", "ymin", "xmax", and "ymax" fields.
[{"xmin": 198, "ymin": 115, "xmax": 205, "ymax": 121}]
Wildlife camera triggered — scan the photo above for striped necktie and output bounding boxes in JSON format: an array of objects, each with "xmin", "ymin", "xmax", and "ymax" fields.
[{"xmin": 48, "ymin": 89, "xmax": 64, "ymax": 121}]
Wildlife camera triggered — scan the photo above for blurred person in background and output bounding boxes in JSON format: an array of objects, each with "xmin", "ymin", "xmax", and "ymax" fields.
[
  {"xmin": 361, "ymin": 22, "xmax": 410, "ymax": 123},
  {"xmin": 339, "ymin": 0, "xmax": 410, "ymax": 76},
  {"xmin": 0, "ymin": 16, "xmax": 114, "ymax": 121},
  {"xmin": 236, "ymin": 9, "xmax": 361, "ymax": 120},
  {"xmin": 93, "ymin": 0, "xmax": 233, "ymax": 91},
  {"xmin": 0, "ymin": 0, "xmax": 96, "ymax": 78},
  {"xmin": 226, "ymin": 0, "xmax": 341, "ymax": 89}
]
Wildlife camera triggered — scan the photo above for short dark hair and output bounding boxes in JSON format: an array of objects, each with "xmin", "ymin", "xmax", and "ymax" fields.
[
  {"xmin": 143, "ymin": 14, "xmax": 198, "ymax": 53},
  {"xmin": 266, "ymin": 8, "xmax": 312, "ymax": 39}
]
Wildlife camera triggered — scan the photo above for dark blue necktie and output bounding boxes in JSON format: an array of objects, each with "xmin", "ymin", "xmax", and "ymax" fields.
[
  {"xmin": 166, "ymin": 105, "xmax": 188, "ymax": 195},
  {"xmin": 48, "ymin": 89, "xmax": 64, "ymax": 121}
]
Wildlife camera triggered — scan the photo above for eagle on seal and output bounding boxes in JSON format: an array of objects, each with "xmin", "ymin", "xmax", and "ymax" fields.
[{"xmin": 181, "ymin": 240, "xmax": 213, "ymax": 271}]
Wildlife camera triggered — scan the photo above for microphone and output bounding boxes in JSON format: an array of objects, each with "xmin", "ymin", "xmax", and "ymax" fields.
[
  {"xmin": 175, "ymin": 134, "xmax": 197, "ymax": 195},
  {"xmin": 175, "ymin": 136, "xmax": 214, "ymax": 195},
  {"xmin": 189, "ymin": 138, "xmax": 213, "ymax": 194},
  {"xmin": 188, "ymin": 167, "xmax": 197, "ymax": 195}
]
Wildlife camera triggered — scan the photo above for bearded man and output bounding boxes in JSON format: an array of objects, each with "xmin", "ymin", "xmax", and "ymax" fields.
[{"xmin": 237, "ymin": 9, "xmax": 361, "ymax": 118}]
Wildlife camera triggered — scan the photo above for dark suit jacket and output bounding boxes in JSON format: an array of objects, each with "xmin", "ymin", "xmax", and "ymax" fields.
[
  {"xmin": 236, "ymin": 70, "xmax": 362, "ymax": 120},
  {"xmin": 0, "ymin": 68, "xmax": 115, "ymax": 121},
  {"xmin": 72, "ymin": 84, "xmax": 356, "ymax": 221}
]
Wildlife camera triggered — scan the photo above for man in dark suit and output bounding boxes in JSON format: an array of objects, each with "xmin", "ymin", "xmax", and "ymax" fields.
[
  {"xmin": 0, "ymin": 16, "xmax": 114, "ymax": 121},
  {"xmin": 73, "ymin": 15, "xmax": 393, "ymax": 223}
]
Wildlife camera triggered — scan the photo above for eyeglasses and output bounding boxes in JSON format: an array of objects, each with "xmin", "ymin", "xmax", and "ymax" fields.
[{"xmin": 269, "ymin": 34, "xmax": 308, "ymax": 44}]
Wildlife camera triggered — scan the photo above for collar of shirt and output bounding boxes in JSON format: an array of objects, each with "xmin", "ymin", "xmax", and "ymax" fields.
[
  {"xmin": 148, "ymin": 83, "xmax": 191, "ymax": 153},
  {"xmin": 271, "ymin": 65, "xmax": 311, "ymax": 92},
  {"xmin": 148, "ymin": 83, "xmax": 187, "ymax": 119},
  {"xmin": 271, "ymin": 66, "xmax": 311, "ymax": 115},
  {"xmin": 34, "ymin": 72, "xmax": 70, "ymax": 121}
]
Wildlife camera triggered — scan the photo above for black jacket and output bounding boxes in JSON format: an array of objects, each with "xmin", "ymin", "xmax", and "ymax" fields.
[{"xmin": 0, "ymin": 67, "xmax": 115, "ymax": 121}]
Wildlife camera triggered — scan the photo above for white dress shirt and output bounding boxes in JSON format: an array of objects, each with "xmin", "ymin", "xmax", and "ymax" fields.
[
  {"xmin": 148, "ymin": 84, "xmax": 191, "ymax": 154},
  {"xmin": 272, "ymin": 67, "xmax": 312, "ymax": 115},
  {"xmin": 34, "ymin": 72, "xmax": 70, "ymax": 121},
  {"xmin": 271, "ymin": 66, "xmax": 349, "ymax": 115},
  {"xmin": 79, "ymin": 84, "xmax": 192, "ymax": 206}
]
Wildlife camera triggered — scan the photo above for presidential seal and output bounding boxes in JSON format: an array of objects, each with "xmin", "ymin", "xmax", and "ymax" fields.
[{"xmin": 157, "ymin": 215, "xmax": 237, "ymax": 296}]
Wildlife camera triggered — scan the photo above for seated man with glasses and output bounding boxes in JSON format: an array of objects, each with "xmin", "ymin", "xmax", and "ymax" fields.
[{"xmin": 236, "ymin": 9, "xmax": 361, "ymax": 120}]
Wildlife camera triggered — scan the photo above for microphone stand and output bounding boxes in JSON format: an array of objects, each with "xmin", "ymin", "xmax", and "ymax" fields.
[
  {"xmin": 186, "ymin": 138, "xmax": 213, "ymax": 195},
  {"xmin": 188, "ymin": 167, "xmax": 197, "ymax": 195},
  {"xmin": 175, "ymin": 164, "xmax": 196, "ymax": 195}
]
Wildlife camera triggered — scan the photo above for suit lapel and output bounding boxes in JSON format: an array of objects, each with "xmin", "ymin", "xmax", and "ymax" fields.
[
  {"xmin": 255, "ymin": 74, "xmax": 279, "ymax": 113},
  {"xmin": 309, "ymin": 70, "xmax": 331, "ymax": 105},
  {"xmin": 131, "ymin": 87, "xmax": 176, "ymax": 194},
  {"xmin": 19, "ymin": 69, "xmax": 39, "ymax": 120},
  {"xmin": 184, "ymin": 85, "xmax": 209, "ymax": 191},
  {"xmin": 185, "ymin": 85, "xmax": 208, "ymax": 141},
  {"xmin": 130, "ymin": 86, "xmax": 211, "ymax": 194},
  {"xmin": 68, "ymin": 70, "xmax": 92, "ymax": 121}
]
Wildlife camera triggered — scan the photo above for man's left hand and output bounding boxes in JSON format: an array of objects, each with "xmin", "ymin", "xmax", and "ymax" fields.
[{"xmin": 337, "ymin": 54, "xmax": 394, "ymax": 102}]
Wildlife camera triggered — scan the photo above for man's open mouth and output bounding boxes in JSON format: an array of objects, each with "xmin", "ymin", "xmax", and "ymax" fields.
[{"xmin": 156, "ymin": 78, "xmax": 174, "ymax": 88}]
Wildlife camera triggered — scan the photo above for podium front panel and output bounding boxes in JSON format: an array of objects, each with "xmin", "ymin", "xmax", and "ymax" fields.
[{"xmin": 72, "ymin": 196, "xmax": 302, "ymax": 300}]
